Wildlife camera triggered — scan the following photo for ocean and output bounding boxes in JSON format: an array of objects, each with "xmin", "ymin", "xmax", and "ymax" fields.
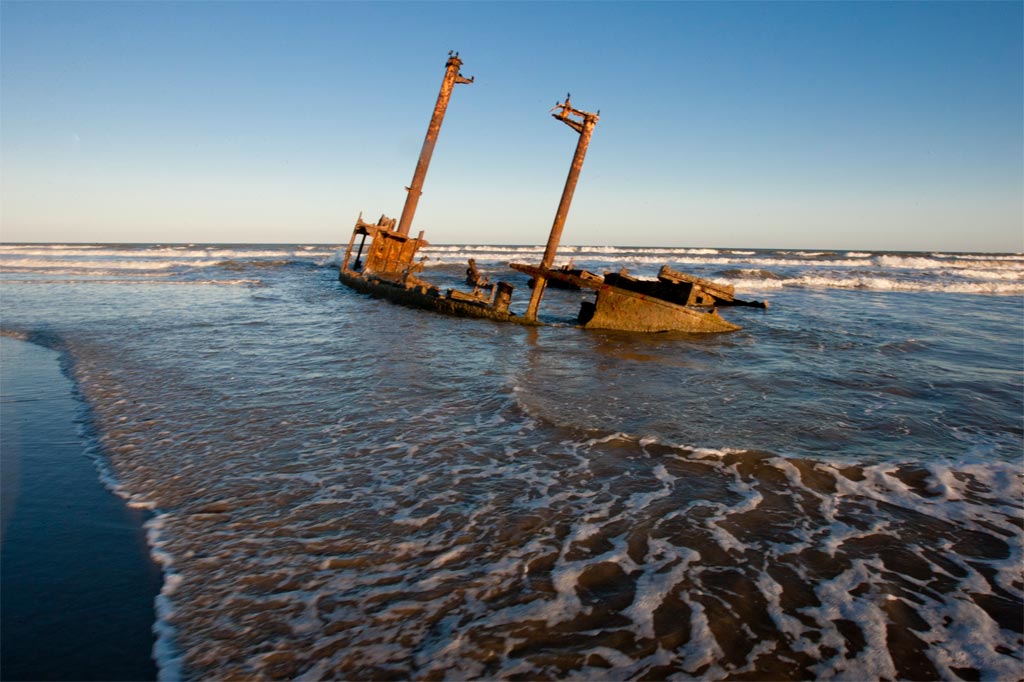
[{"xmin": 1, "ymin": 242, "xmax": 1021, "ymax": 680}]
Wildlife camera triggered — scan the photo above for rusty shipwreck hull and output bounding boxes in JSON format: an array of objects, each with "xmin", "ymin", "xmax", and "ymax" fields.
[
  {"xmin": 339, "ymin": 209, "xmax": 526, "ymax": 324},
  {"xmin": 336, "ymin": 52, "xmax": 529, "ymax": 325},
  {"xmin": 338, "ymin": 269, "xmax": 529, "ymax": 325},
  {"xmin": 582, "ymin": 287, "xmax": 739, "ymax": 333},
  {"xmin": 509, "ymin": 263, "xmax": 749, "ymax": 333},
  {"xmin": 337, "ymin": 52, "xmax": 766, "ymax": 333}
]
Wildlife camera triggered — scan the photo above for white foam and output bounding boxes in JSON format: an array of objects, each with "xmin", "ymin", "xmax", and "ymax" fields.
[
  {"xmin": 952, "ymin": 267, "xmax": 1024, "ymax": 280},
  {"xmin": 0, "ymin": 257, "xmax": 223, "ymax": 270},
  {"xmin": 146, "ymin": 513, "xmax": 185, "ymax": 682},
  {"xmin": 624, "ymin": 540, "xmax": 699, "ymax": 639},
  {"xmin": 808, "ymin": 559, "xmax": 898, "ymax": 680},
  {"xmin": 755, "ymin": 571, "xmax": 810, "ymax": 653},
  {"xmin": 933, "ymin": 252, "xmax": 1024, "ymax": 261},
  {"xmin": 727, "ymin": 275, "xmax": 1024, "ymax": 294},
  {"xmin": 676, "ymin": 597, "xmax": 725, "ymax": 675},
  {"xmin": 923, "ymin": 595, "xmax": 1021, "ymax": 679},
  {"xmin": 876, "ymin": 253, "xmax": 1024, "ymax": 271}
]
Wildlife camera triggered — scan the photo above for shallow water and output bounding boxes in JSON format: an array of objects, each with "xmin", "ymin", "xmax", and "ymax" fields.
[{"xmin": 1, "ymin": 243, "xmax": 1021, "ymax": 680}]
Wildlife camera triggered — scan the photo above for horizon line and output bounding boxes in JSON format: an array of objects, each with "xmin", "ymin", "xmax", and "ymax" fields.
[{"xmin": 1, "ymin": 241, "xmax": 1022, "ymax": 256}]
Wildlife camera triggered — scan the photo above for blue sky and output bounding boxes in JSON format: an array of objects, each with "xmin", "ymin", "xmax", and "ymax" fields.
[{"xmin": 2, "ymin": 1, "xmax": 1021, "ymax": 251}]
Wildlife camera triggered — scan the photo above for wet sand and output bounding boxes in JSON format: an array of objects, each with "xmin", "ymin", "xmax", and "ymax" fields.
[{"xmin": 1, "ymin": 337, "xmax": 161, "ymax": 681}]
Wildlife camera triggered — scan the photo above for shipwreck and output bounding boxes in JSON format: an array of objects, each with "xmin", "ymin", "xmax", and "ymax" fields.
[{"xmin": 338, "ymin": 52, "xmax": 766, "ymax": 332}]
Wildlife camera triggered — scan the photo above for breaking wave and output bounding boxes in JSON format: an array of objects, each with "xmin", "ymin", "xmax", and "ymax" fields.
[
  {"xmin": 409, "ymin": 245, "xmax": 1024, "ymax": 296},
  {"xmin": 726, "ymin": 276, "xmax": 1024, "ymax": 295},
  {"xmin": 5, "ymin": 243, "xmax": 1022, "ymax": 298}
]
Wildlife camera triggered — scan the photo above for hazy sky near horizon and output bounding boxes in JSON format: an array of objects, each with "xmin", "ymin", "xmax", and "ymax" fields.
[{"xmin": 2, "ymin": 1, "xmax": 1021, "ymax": 251}]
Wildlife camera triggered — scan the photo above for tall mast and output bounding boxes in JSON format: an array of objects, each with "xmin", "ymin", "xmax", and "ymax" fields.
[
  {"xmin": 524, "ymin": 95, "xmax": 599, "ymax": 322},
  {"xmin": 395, "ymin": 51, "xmax": 473, "ymax": 237}
]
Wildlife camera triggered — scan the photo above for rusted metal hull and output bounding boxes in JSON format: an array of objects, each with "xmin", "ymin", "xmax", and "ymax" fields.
[
  {"xmin": 580, "ymin": 286, "xmax": 740, "ymax": 333},
  {"xmin": 510, "ymin": 262, "xmax": 741, "ymax": 333},
  {"xmin": 338, "ymin": 270, "xmax": 531, "ymax": 325},
  {"xmin": 527, "ymin": 264, "xmax": 582, "ymax": 290},
  {"xmin": 337, "ymin": 54, "xmax": 530, "ymax": 327}
]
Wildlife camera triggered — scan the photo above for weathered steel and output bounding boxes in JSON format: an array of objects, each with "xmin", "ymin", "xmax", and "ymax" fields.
[
  {"xmin": 465, "ymin": 258, "xmax": 488, "ymax": 287},
  {"xmin": 338, "ymin": 55, "xmax": 766, "ymax": 333},
  {"xmin": 342, "ymin": 214, "xmax": 427, "ymax": 280},
  {"xmin": 657, "ymin": 265, "xmax": 735, "ymax": 303},
  {"xmin": 338, "ymin": 53, "xmax": 530, "ymax": 326},
  {"xmin": 527, "ymin": 260, "xmax": 582, "ymax": 290},
  {"xmin": 510, "ymin": 263, "xmax": 756, "ymax": 332},
  {"xmin": 396, "ymin": 51, "xmax": 473, "ymax": 237},
  {"xmin": 493, "ymin": 282, "xmax": 514, "ymax": 314},
  {"xmin": 338, "ymin": 268, "xmax": 532, "ymax": 325},
  {"xmin": 341, "ymin": 217, "xmax": 361, "ymax": 272},
  {"xmin": 655, "ymin": 265, "xmax": 767, "ymax": 308},
  {"xmin": 510, "ymin": 262, "xmax": 604, "ymax": 289},
  {"xmin": 579, "ymin": 286, "xmax": 741, "ymax": 333},
  {"xmin": 523, "ymin": 96, "xmax": 599, "ymax": 322}
]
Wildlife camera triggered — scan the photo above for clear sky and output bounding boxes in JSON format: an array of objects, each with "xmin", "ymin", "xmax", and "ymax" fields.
[{"xmin": 2, "ymin": 1, "xmax": 1021, "ymax": 251}]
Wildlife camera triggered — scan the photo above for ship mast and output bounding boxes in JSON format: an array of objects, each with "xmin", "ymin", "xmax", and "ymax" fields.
[
  {"xmin": 395, "ymin": 51, "xmax": 474, "ymax": 237},
  {"xmin": 524, "ymin": 95, "xmax": 599, "ymax": 322}
]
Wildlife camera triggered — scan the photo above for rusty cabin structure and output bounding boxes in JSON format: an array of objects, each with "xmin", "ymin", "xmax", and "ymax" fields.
[{"xmin": 338, "ymin": 53, "xmax": 765, "ymax": 332}]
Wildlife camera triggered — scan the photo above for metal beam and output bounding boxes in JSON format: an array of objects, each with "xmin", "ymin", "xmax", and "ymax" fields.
[
  {"xmin": 524, "ymin": 96, "xmax": 599, "ymax": 322},
  {"xmin": 395, "ymin": 52, "xmax": 473, "ymax": 237}
]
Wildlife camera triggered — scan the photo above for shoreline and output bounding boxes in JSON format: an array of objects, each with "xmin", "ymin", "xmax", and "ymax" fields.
[{"xmin": 1, "ymin": 337, "xmax": 162, "ymax": 681}]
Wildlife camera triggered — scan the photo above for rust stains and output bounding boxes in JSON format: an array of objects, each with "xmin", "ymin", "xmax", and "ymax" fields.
[
  {"xmin": 396, "ymin": 52, "xmax": 473, "ymax": 238},
  {"xmin": 524, "ymin": 96, "xmax": 599, "ymax": 323},
  {"xmin": 338, "ymin": 53, "xmax": 767, "ymax": 334}
]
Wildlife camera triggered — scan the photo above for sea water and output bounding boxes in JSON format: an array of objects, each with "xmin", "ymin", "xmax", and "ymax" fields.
[{"xmin": 1, "ymin": 243, "xmax": 1021, "ymax": 680}]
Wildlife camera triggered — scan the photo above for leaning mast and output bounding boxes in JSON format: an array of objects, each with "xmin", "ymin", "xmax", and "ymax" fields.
[
  {"xmin": 524, "ymin": 95, "xmax": 599, "ymax": 322},
  {"xmin": 396, "ymin": 51, "xmax": 474, "ymax": 237}
]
